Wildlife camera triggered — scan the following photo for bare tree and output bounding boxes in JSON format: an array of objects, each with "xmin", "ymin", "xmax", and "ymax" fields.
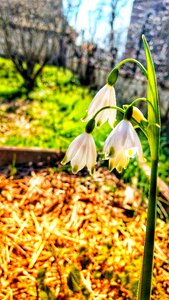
[
  {"xmin": 0, "ymin": 0, "xmax": 76, "ymax": 91},
  {"xmin": 56, "ymin": 0, "xmax": 81, "ymax": 68},
  {"xmin": 71, "ymin": 0, "xmax": 129, "ymax": 87},
  {"xmin": 107, "ymin": 0, "xmax": 128, "ymax": 67}
]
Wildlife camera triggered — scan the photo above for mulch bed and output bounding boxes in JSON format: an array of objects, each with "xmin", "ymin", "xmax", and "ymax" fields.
[{"xmin": 0, "ymin": 164, "xmax": 169, "ymax": 299}]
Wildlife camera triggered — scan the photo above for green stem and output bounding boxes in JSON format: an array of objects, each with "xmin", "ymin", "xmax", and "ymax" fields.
[
  {"xmin": 138, "ymin": 158, "xmax": 158, "ymax": 300},
  {"xmin": 129, "ymin": 98, "xmax": 155, "ymax": 113},
  {"xmin": 131, "ymin": 119, "xmax": 148, "ymax": 138},
  {"xmin": 138, "ymin": 35, "xmax": 161, "ymax": 300},
  {"xmin": 116, "ymin": 58, "xmax": 148, "ymax": 79},
  {"xmin": 129, "ymin": 97, "xmax": 147, "ymax": 105},
  {"xmin": 93, "ymin": 105, "xmax": 124, "ymax": 119}
]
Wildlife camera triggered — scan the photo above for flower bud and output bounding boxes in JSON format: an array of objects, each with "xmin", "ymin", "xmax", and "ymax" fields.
[
  {"xmin": 85, "ymin": 118, "xmax": 95, "ymax": 133},
  {"xmin": 124, "ymin": 105, "xmax": 133, "ymax": 120},
  {"xmin": 132, "ymin": 107, "xmax": 146, "ymax": 123},
  {"xmin": 107, "ymin": 68, "xmax": 119, "ymax": 86}
]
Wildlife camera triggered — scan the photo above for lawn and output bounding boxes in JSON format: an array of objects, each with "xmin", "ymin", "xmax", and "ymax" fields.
[{"xmin": 0, "ymin": 58, "xmax": 111, "ymax": 151}]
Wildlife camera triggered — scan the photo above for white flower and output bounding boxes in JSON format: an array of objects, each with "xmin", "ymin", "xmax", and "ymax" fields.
[
  {"xmin": 83, "ymin": 84, "xmax": 116, "ymax": 127},
  {"xmin": 61, "ymin": 132, "xmax": 97, "ymax": 175},
  {"xmin": 104, "ymin": 120, "xmax": 143, "ymax": 172}
]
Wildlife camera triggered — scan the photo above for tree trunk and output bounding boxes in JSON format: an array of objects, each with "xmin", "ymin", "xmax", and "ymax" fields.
[{"xmin": 24, "ymin": 78, "xmax": 36, "ymax": 92}]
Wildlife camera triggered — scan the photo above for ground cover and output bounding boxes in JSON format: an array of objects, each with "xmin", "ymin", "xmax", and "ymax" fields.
[{"xmin": 0, "ymin": 163, "xmax": 169, "ymax": 300}]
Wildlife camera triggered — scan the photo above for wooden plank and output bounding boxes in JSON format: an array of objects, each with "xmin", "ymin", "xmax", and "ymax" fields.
[
  {"xmin": 0, "ymin": 146, "xmax": 168, "ymax": 203},
  {"xmin": 0, "ymin": 146, "xmax": 59, "ymax": 166}
]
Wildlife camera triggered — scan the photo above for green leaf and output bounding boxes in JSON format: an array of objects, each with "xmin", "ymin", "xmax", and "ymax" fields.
[
  {"xmin": 107, "ymin": 68, "xmax": 119, "ymax": 86},
  {"xmin": 67, "ymin": 267, "xmax": 81, "ymax": 293},
  {"xmin": 37, "ymin": 267, "xmax": 47, "ymax": 284},
  {"xmin": 102, "ymin": 270, "xmax": 113, "ymax": 282},
  {"xmin": 142, "ymin": 35, "xmax": 160, "ymax": 159},
  {"xmin": 36, "ymin": 267, "xmax": 56, "ymax": 300},
  {"xmin": 142, "ymin": 35, "xmax": 159, "ymax": 122},
  {"xmin": 81, "ymin": 285, "xmax": 91, "ymax": 300}
]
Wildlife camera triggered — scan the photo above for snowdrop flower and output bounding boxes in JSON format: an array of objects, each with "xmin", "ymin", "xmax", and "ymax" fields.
[
  {"xmin": 61, "ymin": 132, "xmax": 97, "ymax": 175},
  {"xmin": 83, "ymin": 84, "xmax": 116, "ymax": 127},
  {"xmin": 104, "ymin": 120, "xmax": 143, "ymax": 173}
]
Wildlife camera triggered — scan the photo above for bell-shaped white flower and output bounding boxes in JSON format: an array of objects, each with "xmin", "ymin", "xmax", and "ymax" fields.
[
  {"xmin": 61, "ymin": 132, "xmax": 97, "ymax": 175},
  {"xmin": 83, "ymin": 84, "xmax": 116, "ymax": 127},
  {"xmin": 104, "ymin": 120, "xmax": 143, "ymax": 173}
]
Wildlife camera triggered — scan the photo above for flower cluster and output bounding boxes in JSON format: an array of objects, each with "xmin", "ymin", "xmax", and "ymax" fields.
[{"xmin": 62, "ymin": 82, "xmax": 144, "ymax": 174}]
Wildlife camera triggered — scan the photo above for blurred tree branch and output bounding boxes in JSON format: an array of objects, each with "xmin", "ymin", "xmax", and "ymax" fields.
[{"xmin": 0, "ymin": 0, "xmax": 77, "ymax": 91}]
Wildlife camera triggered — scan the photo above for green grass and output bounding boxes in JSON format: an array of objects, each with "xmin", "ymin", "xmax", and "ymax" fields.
[
  {"xmin": 0, "ymin": 57, "xmax": 111, "ymax": 150},
  {"xmin": 0, "ymin": 57, "xmax": 168, "ymax": 187}
]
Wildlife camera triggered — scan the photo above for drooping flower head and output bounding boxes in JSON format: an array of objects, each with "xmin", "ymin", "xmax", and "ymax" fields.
[
  {"xmin": 61, "ymin": 132, "xmax": 97, "ymax": 175},
  {"xmin": 104, "ymin": 120, "xmax": 143, "ymax": 173},
  {"xmin": 83, "ymin": 84, "xmax": 116, "ymax": 127}
]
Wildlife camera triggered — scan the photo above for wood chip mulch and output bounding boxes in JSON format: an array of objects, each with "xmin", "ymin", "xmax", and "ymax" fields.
[{"xmin": 0, "ymin": 166, "xmax": 169, "ymax": 300}]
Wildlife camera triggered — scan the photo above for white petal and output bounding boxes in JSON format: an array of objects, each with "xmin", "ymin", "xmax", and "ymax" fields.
[
  {"xmin": 84, "ymin": 84, "xmax": 116, "ymax": 125},
  {"xmin": 116, "ymin": 152, "xmax": 129, "ymax": 172},
  {"xmin": 93, "ymin": 88, "xmax": 110, "ymax": 123},
  {"xmin": 124, "ymin": 123, "xmax": 143, "ymax": 160},
  {"xmin": 108, "ymin": 110, "xmax": 116, "ymax": 128},
  {"xmin": 71, "ymin": 139, "xmax": 88, "ymax": 173},
  {"xmin": 107, "ymin": 87, "xmax": 116, "ymax": 127},
  {"xmin": 86, "ymin": 135, "xmax": 97, "ymax": 173},
  {"xmin": 117, "ymin": 120, "xmax": 130, "ymax": 145},
  {"xmin": 111, "ymin": 150, "xmax": 129, "ymax": 172},
  {"xmin": 109, "ymin": 85, "xmax": 116, "ymax": 106},
  {"xmin": 96, "ymin": 85, "xmax": 116, "ymax": 126},
  {"xmin": 104, "ymin": 120, "xmax": 128, "ymax": 156},
  {"xmin": 65, "ymin": 133, "xmax": 86, "ymax": 163},
  {"xmin": 104, "ymin": 129, "xmax": 116, "ymax": 156},
  {"xmin": 95, "ymin": 106, "xmax": 110, "ymax": 126},
  {"xmin": 105, "ymin": 119, "xmax": 143, "ymax": 172},
  {"xmin": 84, "ymin": 85, "xmax": 108, "ymax": 120},
  {"xmin": 132, "ymin": 130, "xmax": 143, "ymax": 159}
]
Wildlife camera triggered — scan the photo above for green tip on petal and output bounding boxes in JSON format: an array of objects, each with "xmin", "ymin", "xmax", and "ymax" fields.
[
  {"xmin": 108, "ymin": 146, "xmax": 115, "ymax": 157},
  {"xmin": 117, "ymin": 165, "xmax": 123, "ymax": 173},
  {"xmin": 103, "ymin": 153, "xmax": 107, "ymax": 160},
  {"xmin": 127, "ymin": 148, "xmax": 134, "ymax": 157},
  {"xmin": 124, "ymin": 105, "xmax": 133, "ymax": 121},
  {"xmin": 96, "ymin": 120, "xmax": 102, "ymax": 127},
  {"xmin": 61, "ymin": 155, "xmax": 67, "ymax": 165},
  {"xmin": 107, "ymin": 68, "xmax": 119, "ymax": 86},
  {"xmin": 90, "ymin": 165, "xmax": 95, "ymax": 175},
  {"xmin": 109, "ymin": 159, "xmax": 114, "ymax": 172},
  {"xmin": 72, "ymin": 165, "xmax": 79, "ymax": 174},
  {"xmin": 81, "ymin": 111, "xmax": 88, "ymax": 121},
  {"xmin": 85, "ymin": 118, "xmax": 95, "ymax": 133}
]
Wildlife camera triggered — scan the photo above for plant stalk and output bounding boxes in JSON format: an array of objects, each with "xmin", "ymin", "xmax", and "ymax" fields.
[
  {"xmin": 116, "ymin": 58, "xmax": 148, "ymax": 79},
  {"xmin": 138, "ymin": 158, "xmax": 158, "ymax": 300}
]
